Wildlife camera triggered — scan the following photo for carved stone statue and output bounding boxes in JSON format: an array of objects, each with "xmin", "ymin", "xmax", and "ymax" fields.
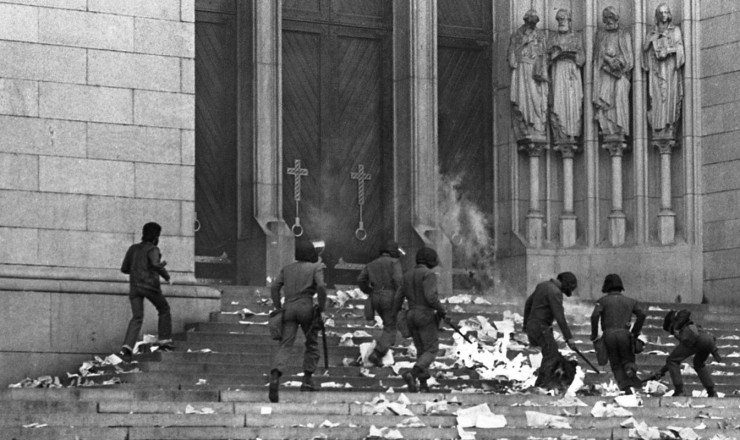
[
  {"xmin": 548, "ymin": 8, "xmax": 585, "ymax": 144},
  {"xmin": 593, "ymin": 6, "xmax": 633, "ymax": 139},
  {"xmin": 644, "ymin": 3, "xmax": 684, "ymax": 137},
  {"xmin": 508, "ymin": 9, "xmax": 549, "ymax": 142}
]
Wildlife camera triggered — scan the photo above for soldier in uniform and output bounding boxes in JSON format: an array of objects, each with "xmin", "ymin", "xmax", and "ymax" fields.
[
  {"xmin": 357, "ymin": 240, "xmax": 404, "ymax": 367},
  {"xmin": 590, "ymin": 274, "xmax": 646, "ymax": 394},
  {"xmin": 268, "ymin": 239, "xmax": 327, "ymax": 403},
  {"xmin": 523, "ymin": 271, "xmax": 578, "ymax": 388},
  {"xmin": 651, "ymin": 309, "xmax": 720, "ymax": 397},
  {"xmin": 393, "ymin": 247, "xmax": 447, "ymax": 392}
]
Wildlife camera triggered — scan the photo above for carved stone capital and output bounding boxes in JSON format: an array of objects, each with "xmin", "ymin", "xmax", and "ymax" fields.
[
  {"xmin": 554, "ymin": 141, "xmax": 579, "ymax": 159},
  {"xmin": 518, "ymin": 141, "xmax": 549, "ymax": 157},
  {"xmin": 602, "ymin": 141, "xmax": 628, "ymax": 157},
  {"xmin": 652, "ymin": 137, "xmax": 677, "ymax": 155}
]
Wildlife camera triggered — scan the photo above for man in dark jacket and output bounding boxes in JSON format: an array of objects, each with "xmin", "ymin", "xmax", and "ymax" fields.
[
  {"xmin": 523, "ymin": 271, "xmax": 578, "ymax": 388},
  {"xmin": 358, "ymin": 240, "xmax": 404, "ymax": 367},
  {"xmin": 651, "ymin": 309, "xmax": 720, "ymax": 397},
  {"xmin": 590, "ymin": 274, "xmax": 646, "ymax": 393},
  {"xmin": 393, "ymin": 247, "xmax": 447, "ymax": 392},
  {"xmin": 119, "ymin": 222, "xmax": 173, "ymax": 362},
  {"xmin": 268, "ymin": 239, "xmax": 328, "ymax": 403}
]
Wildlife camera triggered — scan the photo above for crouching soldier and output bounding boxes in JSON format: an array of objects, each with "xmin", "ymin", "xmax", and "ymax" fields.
[
  {"xmin": 268, "ymin": 239, "xmax": 327, "ymax": 403},
  {"xmin": 358, "ymin": 240, "xmax": 404, "ymax": 367},
  {"xmin": 590, "ymin": 274, "xmax": 646, "ymax": 394},
  {"xmin": 393, "ymin": 247, "xmax": 447, "ymax": 392},
  {"xmin": 523, "ymin": 272, "xmax": 579, "ymax": 388},
  {"xmin": 650, "ymin": 309, "xmax": 720, "ymax": 397}
]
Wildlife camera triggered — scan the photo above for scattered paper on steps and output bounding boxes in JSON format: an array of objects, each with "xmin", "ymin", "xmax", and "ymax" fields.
[
  {"xmin": 358, "ymin": 342, "xmax": 394, "ymax": 367},
  {"xmin": 455, "ymin": 403, "xmax": 507, "ymax": 428},
  {"xmin": 366, "ymin": 425, "xmax": 403, "ymax": 439},
  {"xmin": 627, "ymin": 420, "xmax": 661, "ymax": 439},
  {"xmin": 185, "ymin": 404, "xmax": 215, "ymax": 414},
  {"xmin": 457, "ymin": 425, "xmax": 476, "ymax": 440},
  {"xmin": 614, "ymin": 393, "xmax": 643, "ymax": 407},
  {"xmin": 525, "ymin": 410, "xmax": 572, "ymax": 429},
  {"xmin": 590, "ymin": 401, "xmax": 633, "ymax": 418}
]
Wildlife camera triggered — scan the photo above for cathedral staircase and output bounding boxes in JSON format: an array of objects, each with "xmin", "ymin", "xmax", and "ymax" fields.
[{"xmin": 3, "ymin": 285, "xmax": 740, "ymax": 440}]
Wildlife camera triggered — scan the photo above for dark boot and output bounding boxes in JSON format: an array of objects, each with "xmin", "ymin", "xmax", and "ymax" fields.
[
  {"xmin": 368, "ymin": 350, "xmax": 383, "ymax": 367},
  {"xmin": 117, "ymin": 347, "xmax": 132, "ymax": 363},
  {"xmin": 419, "ymin": 379, "xmax": 429, "ymax": 393},
  {"xmin": 402, "ymin": 368, "xmax": 418, "ymax": 393},
  {"xmin": 268, "ymin": 369, "xmax": 281, "ymax": 402},
  {"xmin": 300, "ymin": 371, "xmax": 316, "ymax": 392},
  {"xmin": 672, "ymin": 385, "xmax": 684, "ymax": 397},
  {"xmin": 706, "ymin": 387, "xmax": 717, "ymax": 398}
]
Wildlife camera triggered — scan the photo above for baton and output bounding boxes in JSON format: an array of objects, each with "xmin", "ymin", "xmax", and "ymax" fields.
[
  {"xmin": 442, "ymin": 316, "xmax": 474, "ymax": 344},
  {"xmin": 319, "ymin": 314, "xmax": 328, "ymax": 369},
  {"xmin": 312, "ymin": 307, "xmax": 329, "ymax": 370},
  {"xmin": 571, "ymin": 344, "xmax": 600, "ymax": 374}
]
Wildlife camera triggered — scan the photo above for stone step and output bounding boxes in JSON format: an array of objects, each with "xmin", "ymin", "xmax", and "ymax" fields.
[
  {"xmin": 0, "ymin": 427, "xmax": 128, "ymax": 440},
  {"xmin": 0, "ymin": 412, "xmax": 246, "ymax": 427},
  {"xmin": 0, "ymin": 388, "xmax": 221, "ymax": 402}
]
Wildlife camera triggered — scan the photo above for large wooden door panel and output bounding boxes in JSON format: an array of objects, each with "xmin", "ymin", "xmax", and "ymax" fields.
[{"xmin": 194, "ymin": 10, "xmax": 237, "ymax": 279}]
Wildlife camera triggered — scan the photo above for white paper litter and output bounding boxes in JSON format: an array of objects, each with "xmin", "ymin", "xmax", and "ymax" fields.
[
  {"xmin": 590, "ymin": 401, "xmax": 633, "ymax": 418},
  {"xmin": 525, "ymin": 410, "xmax": 572, "ymax": 429},
  {"xmin": 185, "ymin": 404, "xmax": 215, "ymax": 414}
]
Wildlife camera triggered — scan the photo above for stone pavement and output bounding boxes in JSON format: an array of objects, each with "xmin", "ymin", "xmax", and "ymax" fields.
[{"xmin": 3, "ymin": 285, "xmax": 740, "ymax": 440}]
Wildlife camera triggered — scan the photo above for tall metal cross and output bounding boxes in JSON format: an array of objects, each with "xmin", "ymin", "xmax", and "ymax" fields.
[
  {"xmin": 287, "ymin": 159, "xmax": 309, "ymax": 236},
  {"xmin": 287, "ymin": 160, "xmax": 309, "ymax": 202},
  {"xmin": 351, "ymin": 164, "xmax": 371, "ymax": 240}
]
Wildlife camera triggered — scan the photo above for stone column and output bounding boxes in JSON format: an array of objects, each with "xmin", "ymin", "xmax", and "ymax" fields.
[
  {"xmin": 236, "ymin": 0, "xmax": 294, "ymax": 284},
  {"xmin": 655, "ymin": 137, "xmax": 676, "ymax": 245},
  {"xmin": 393, "ymin": 0, "xmax": 452, "ymax": 292},
  {"xmin": 519, "ymin": 141, "xmax": 547, "ymax": 248},
  {"xmin": 603, "ymin": 136, "xmax": 627, "ymax": 246},
  {"xmin": 555, "ymin": 142, "xmax": 578, "ymax": 247}
]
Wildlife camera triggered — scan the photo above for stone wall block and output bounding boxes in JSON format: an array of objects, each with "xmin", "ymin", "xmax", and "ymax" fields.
[
  {"xmin": 40, "ymin": 83, "xmax": 132, "ymax": 124},
  {"xmin": 0, "ymin": 116, "xmax": 86, "ymax": 157},
  {"xmin": 181, "ymin": 201, "xmax": 194, "ymax": 237},
  {"xmin": 39, "ymin": 9, "xmax": 134, "ymax": 52},
  {"xmin": 181, "ymin": 0, "xmax": 195, "ymax": 22},
  {"xmin": 8, "ymin": 0, "xmax": 86, "ymax": 10},
  {"xmin": 88, "ymin": 50, "xmax": 180, "ymax": 92},
  {"xmin": 0, "ymin": 291, "xmax": 49, "ymax": 351},
  {"xmin": 0, "ymin": 3, "xmax": 39, "ymax": 43},
  {"xmin": 181, "ymin": 58, "xmax": 194, "ymax": 94},
  {"xmin": 160, "ymin": 235, "xmax": 195, "ymax": 272},
  {"xmin": 134, "ymin": 17, "xmax": 194, "ymax": 57},
  {"xmin": 134, "ymin": 90, "xmax": 194, "ymax": 129},
  {"xmin": 38, "ymin": 230, "xmax": 130, "ymax": 268},
  {"xmin": 0, "ymin": 41, "xmax": 87, "ymax": 84},
  {"xmin": 0, "ymin": 190, "xmax": 87, "ymax": 230},
  {"xmin": 87, "ymin": 123, "xmax": 180, "ymax": 164},
  {"xmin": 0, "ymin": 78, "xmax": 38, "ymax": 117},
  {"xmin": 87, "ymin": 196, "xmax": 181, "ymax": 235},
  {"xmin": 0, "ymin": 153, "xmax": 37, "ymax": 191},
  {"xmin": 88, "ymin": 0, "xmax": 181, "ymax": 21},
  {"xmin": 181, "ymin": 129, "xmax": 194, "ymax": 166},
  {"xmin": 134, "ymin": 163, "xmax": 194, "ymax": 201},
  {"xmin": 40, "ymin": 156, "xmax": 134, "ymax": 197},
  {"xmin": 0, "ymin": 227, "xmax": 39, "ymax": 265}
]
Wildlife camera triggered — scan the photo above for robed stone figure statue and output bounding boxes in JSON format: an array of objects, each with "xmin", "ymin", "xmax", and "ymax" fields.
[
  {"xmin": 644, "ymin": 3, "xmax": 684, "ymax": 137},
  {"xmin": 508, "ymin": 9, "xmax": 549, "ymax": 142},
  {"xmin": 593, "ymin": 6, "xmax": 633, "ymax": 139},
  {"xmin": 548, "ymin": 9, "xmax": 585, "ymax": 143}
]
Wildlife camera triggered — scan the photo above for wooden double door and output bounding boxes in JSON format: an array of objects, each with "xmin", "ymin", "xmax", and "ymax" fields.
[{"xmin": 281, "ymin": 3, "xmax": 394, "ymax": 284}]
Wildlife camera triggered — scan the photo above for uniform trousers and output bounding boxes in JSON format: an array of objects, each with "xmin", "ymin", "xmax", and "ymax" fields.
[
  {"xmin": 273, "ymin": 298, "xmax": 320, "ymax": 374},
  {"xmin": 371, "ymin": 290, "xmax": 397, "ymax": 355},
  {"xmin": 407, "ymin": 307, "xmax": 439, "ymax": 380}
]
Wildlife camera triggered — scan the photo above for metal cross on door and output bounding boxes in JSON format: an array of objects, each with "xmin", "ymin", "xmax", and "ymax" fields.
[
  {"xmin": 351, "ymin": 164, "xmax": 371, "ymax": 241},
  {"xmin": 287, "ymin": 159, "xmax": 309, "ymax": 237}
]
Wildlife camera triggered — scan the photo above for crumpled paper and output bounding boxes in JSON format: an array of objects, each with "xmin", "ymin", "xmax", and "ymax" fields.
[
  {"xmin": 366, "ymin": 425, "xmax": 403, "ymax": 439},
  {"xmin": 525, "ymin": 410, "xmax": 572, "ymax": 429},
  {"xmin": 628, "ymin": 420, "xmax": 661, "ymax": 439},
  {"xmin": 358, "ymin": 342, "xmax": 394, "ymax": 367},
  {"xmin": 590, "ymin": 401, "xmax": 633, "ymax": 418},
  {"xmin": 455, "ymin": 403, "xmax": 507, "ymax": 428}
]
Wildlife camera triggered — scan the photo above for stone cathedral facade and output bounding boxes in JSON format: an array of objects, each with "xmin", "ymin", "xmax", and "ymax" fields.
[{"xmin": 0, "ymin": 0, "xmax": 735, "ymax": 385}]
